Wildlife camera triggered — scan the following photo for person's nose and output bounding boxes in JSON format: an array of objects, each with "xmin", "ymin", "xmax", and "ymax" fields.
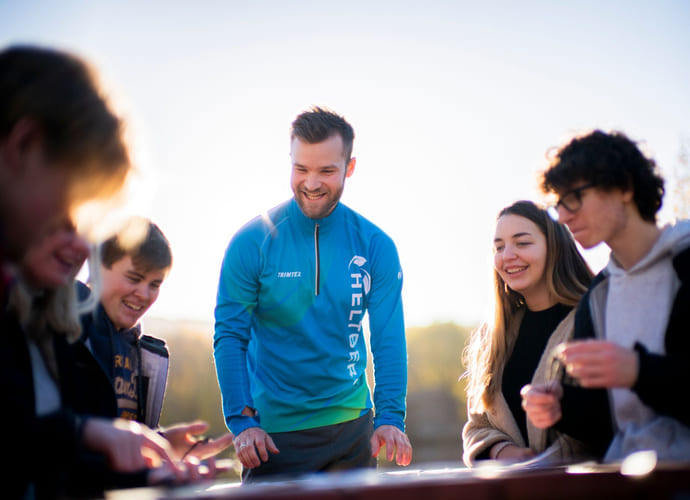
[
  {"xmin": 503, "ymin": 243, "xmax": 517, "ymax": 260},
  {"xmin": 557, "ymin": 205, "xmax": 573, "ymax": 225},
  {"xmin": 133, "ymin": 283, "xmax": 151, "ymax": 302},
  {"xmin": 304, "ymin": 172, "xmax": 321, "ymax": 191}
]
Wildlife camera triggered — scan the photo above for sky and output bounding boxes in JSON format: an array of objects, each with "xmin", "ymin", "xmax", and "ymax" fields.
[{"xmin": 1, "ymin": 0, "xmax": 689, "ymax": 328}]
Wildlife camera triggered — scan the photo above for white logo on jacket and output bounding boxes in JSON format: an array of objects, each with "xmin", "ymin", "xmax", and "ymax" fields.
[{"xmin": 347, "ymin": 256, "xmax": 369, "ymax": 383}]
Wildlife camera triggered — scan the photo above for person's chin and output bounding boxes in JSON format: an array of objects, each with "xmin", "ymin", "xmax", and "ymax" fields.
[
  {"xmin": 299, "ymin": 202, "xmax": 329, "ymax": 220},
  {"xmin": 574, "ymin": 233, "xmax": 598, "ymax": 249},
  {"xmin": 119, "ymin": 311, "xmax": 142, "ymax": 329}
]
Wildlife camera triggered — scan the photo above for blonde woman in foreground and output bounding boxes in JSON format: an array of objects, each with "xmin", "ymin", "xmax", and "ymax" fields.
[{"xmin": 462, "ymin": 200, "xmax": 593, "ymax": 466}]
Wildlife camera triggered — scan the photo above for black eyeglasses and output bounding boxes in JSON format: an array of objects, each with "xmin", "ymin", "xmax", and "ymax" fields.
[{"xmin": 552, "ymin": 183, "xmax": 596, "ymax": 214}]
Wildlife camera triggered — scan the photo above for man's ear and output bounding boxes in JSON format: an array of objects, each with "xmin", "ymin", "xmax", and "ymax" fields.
[
  {"xmin": 621, "ymin": 186, "xmax": 634, "ymax": 203},
  {"xmin": 345, "ymin": 157, "xmax": 356, "ymax": 178},
  {"xmin": 2, "ymin": 118, "xmax": 42, "ymax": 172}
]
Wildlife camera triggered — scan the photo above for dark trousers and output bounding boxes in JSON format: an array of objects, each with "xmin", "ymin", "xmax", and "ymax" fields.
[{"xmin": 242, "ymin": 411, "xmax": 375, "ymax": 483}]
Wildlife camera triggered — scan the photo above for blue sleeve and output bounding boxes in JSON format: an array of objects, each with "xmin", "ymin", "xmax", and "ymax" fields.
[
  {"xmin": 213, "ymin": 228, "xmax": 262, "ymax": 435},
  {"xmin": 367, "ymin": 233, "xmax": 407, "ymax": 431}
]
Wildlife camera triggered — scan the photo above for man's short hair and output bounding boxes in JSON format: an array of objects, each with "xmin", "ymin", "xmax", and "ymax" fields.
[
  {"xmin": 101, "ymin": 217, "xmax": 172, "ymax": 272},
  {"xmin": 541, "ymin": 130, "xmax": 665, "ymax": 222},
  {"xmin": 0, "ymin": 45, "xmax": 130, "ymax": 200},
  {"xmin": 290, "ymin": 106, "xmax": 355, "ymax": 162}
]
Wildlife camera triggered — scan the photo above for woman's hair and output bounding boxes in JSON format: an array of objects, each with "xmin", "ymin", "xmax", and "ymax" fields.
[
  {"xmin": 462, "ymin": 200, "xmax": 593, "ymax": 412},
  {"xmin": 8, "ymin": 238, "xmax": 103, "ymax": 381},
  {"xmin": 0, "ymin": 45, "xmax": 132, "ymax": 208},
  {"xmin": 8, "ymin": 278, "xmax": 82, "ymax": 381}
]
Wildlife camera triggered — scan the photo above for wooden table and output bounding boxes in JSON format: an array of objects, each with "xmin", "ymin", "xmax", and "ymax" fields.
[{"xmin": 107, "ymin": 461, "xmax": 690, "ymax": 500}]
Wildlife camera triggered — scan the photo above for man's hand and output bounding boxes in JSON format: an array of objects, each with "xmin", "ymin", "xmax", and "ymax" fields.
[
  {"xmin": 233, "ymin": 427, "xmax": 279, "ymax": 469},
  {"xmin": 160, "ymin": 420, "xmax": 234, "ymax": 461},
  {"xmin": 370, "ymin": 425, "xmax": 412, "ymax": 466},
  {"xmin": 82, "ymin": 418, "xmax": 183, "ymax": 480},
  {"xmin": 558, "ymin": 340, "xmax": 639, "ymax": 388},
  {"xmin": 520, "ymin": 381, "xmax": 563, "ymax": 429}
]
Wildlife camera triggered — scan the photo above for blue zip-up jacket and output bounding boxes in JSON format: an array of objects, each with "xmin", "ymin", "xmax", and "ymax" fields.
[{"xmin": 214, "ymin": 199, "xmax": 407, "ymax": 436}]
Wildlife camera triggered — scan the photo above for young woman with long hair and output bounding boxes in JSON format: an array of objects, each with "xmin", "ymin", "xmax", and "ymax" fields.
[{"xmin": 462, "ymin": 200, "xmax": 593, "ymax": 466}]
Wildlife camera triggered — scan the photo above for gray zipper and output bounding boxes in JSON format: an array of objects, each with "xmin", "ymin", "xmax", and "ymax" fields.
[{"xmin": 314, "ymin": 223, "xmax": 320, "ymax": 296}]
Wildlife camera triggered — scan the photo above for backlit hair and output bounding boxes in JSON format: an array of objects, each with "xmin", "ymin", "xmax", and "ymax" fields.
[
  {"xmin": 290, "ymin": 106, "xmax": 355, "ymax": 162},
  {"xmin": 0, "ymin": 45, "xmax": 131, "ymax": 207},
  {"xmin": 462, "ymin": 200, "xmax": 593, "ymax": 411}
]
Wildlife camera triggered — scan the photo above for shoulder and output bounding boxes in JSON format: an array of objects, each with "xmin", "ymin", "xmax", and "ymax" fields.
[
  {"xmin": 340, "ymin": 204, "xmax": 398, "ymax": 248},
  {"xmin": 550, "ymin": 308, "xmax": 576, "ymax": 343},
  {"xmin": 228, "ymin": 200, "xmax": 293, "ymax": 247},
  {"xmin": 140, "ymin": 334, "xmax": 169, "ymax": 358},
  {"xmin": 579, "ymin": 269, "xmax": 608, "ymax": 306}
]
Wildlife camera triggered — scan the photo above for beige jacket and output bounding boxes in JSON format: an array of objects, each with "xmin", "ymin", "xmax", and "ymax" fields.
[{"xmin": 462, "ymin": 309, "xmax": 585, "ymax": 466}]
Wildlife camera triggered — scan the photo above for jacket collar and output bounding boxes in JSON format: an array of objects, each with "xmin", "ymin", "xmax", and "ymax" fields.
[{"xmin": 288, "ymin": 198, "xmax": 344, "ymax": 234}]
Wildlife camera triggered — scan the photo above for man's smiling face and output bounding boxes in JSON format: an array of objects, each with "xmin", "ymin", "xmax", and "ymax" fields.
[
  {"xmin": 290, "ymin": 134, "xmax": 355, "ymax": 220},
  {"xmin": 100, "ymin": 255, "xmax": 168, "ymax": 330}
]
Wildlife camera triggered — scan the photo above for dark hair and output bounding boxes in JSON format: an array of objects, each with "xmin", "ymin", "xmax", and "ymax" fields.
[
  {"xmin": 290, "ymin": 106, "xmax": 355, "ymax": 162},
  {"xmin": 101, "ymin": 218, "xmax": 172, "ymax": 273},
  {"xmin": 541, "ymin": 130, "xmax": 665, "ymax": 222},
  {"xmin": 0, "ymin": 45, "xmax": 130, "ymax": 201}
]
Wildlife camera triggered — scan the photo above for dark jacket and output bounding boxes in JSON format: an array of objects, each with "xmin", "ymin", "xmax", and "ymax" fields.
[
  {"xmin": 557, "ymin": 245, "xmax": 690, "ymax": 457},
  {"xmin": 77, "ymin": 281, "xmax": 170, "ymax": 428},
  {"xmin": 2, "ymin": 303, "xmax": 148, "ymax": 499}
]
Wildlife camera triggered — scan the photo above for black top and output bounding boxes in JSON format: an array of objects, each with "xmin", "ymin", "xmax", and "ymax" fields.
[{"xmin": 502, "ymin": 303, "xmax": 571, "ymax": 443}]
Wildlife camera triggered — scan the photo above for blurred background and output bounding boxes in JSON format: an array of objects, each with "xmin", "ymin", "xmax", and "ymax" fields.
[{"xmin": 2, "ymin": 0, "xmax": 688, "ymax": 479}]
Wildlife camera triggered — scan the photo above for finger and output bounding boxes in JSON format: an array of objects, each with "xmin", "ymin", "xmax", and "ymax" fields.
[
  {"xmin": 387, "ymin": 440, "xmax": 395, "ymax": 462},
  {"xmin": 237, "ymin": 445, "xmax": 258, "ymax": 469},
  {"xmin": 247, "ymin": 446, "xmax": 262, "ymax": 468},
  {"xmin": 563, "ymin": 340, "xmax": 612, "ymax": 360},
  {"xmin": 194, "ymin": 434, "xmax": 234, "ymax": 460},
  {"xmin": 212, "ymin": 433, "xmax": 235, "ymax": 452},
  {"xmin": 520, "ymin": 384, "xmax": 533, "ymax": 397},
  {"xmin": 185, "ymin": 421, "xmax": 210, "ymax": 437},
  {"xmin": 204, "ymin": 456, "xmax": 217, "ymax": 479},
  {"xmin": 238, "ymin": 454, "xmax": 254, "ymax": 469},
  {"xmin": 184, "ymin": 456, "xmax": 202, "ymax": 482},
  {"xmin": 578, "ymin": 372, "xmax": 612, "ymax": 388},
  {"xmin": 265, "ymin": 434, "xmax": 280, "ymax": 455},
  {"xmin": 522, "ymin": 393, "xmax": 552, "ymax": 407},
  {"xmin": 370, "ymin": 434, "xmax": 381, "ymax": 458},
  {"xmin": 397, "ymin": 441, "xmax": 412, "ymax": 466},
  {"xmin": 254, "ymin": 438, "xmax": 269, "ymax": 463},
  {"xmin": 141, "ymin": 438, "xmax": 182, "ymax": 479},
  {"xmin": 213, "ymin": 458, "xmax": 235, "ymax": 474}
]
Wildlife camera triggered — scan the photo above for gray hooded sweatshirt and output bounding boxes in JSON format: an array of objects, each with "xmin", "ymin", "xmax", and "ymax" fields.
[{"xmin": 602, "ymin": 220, "xmax": 690, "ymax": 461}]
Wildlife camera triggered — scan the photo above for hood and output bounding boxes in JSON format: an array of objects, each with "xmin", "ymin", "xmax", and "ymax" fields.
[{"xmin": 608, "ymin": 219, "xmax": 690, "ymax": 277}]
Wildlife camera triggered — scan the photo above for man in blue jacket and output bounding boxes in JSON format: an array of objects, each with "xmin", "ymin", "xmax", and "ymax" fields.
[{"xmin": 214, "ymin": 106, "xmax": 412, "ymax": 482}]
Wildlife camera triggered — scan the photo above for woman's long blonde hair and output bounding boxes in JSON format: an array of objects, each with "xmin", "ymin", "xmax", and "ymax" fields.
[
  {"xmin": 462, "ymin": 201, "xmax": 593, "ymax": 412},
  {"xmin": 8, "ymin": 246, "xmax": 103, "ymax": 379}
]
